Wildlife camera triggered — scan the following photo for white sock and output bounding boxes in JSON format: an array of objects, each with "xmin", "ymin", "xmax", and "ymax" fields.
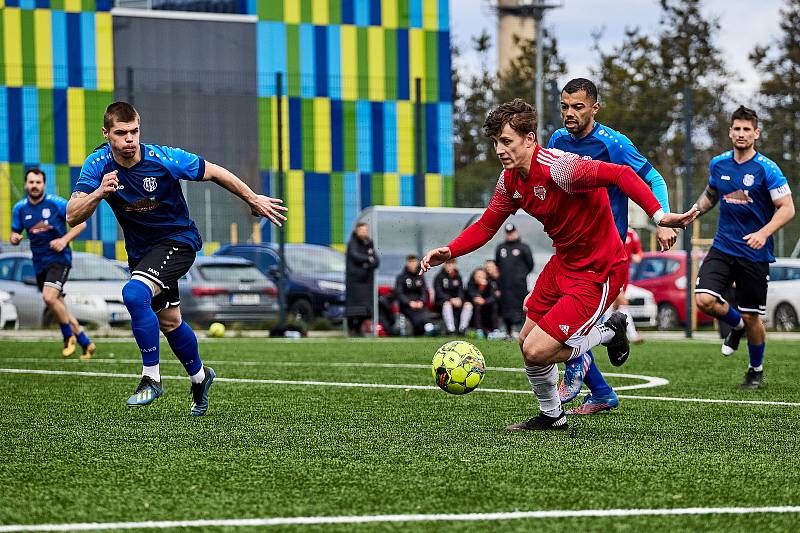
[
  {"xmin": 565, "ymin": 323, "xmax": 613, "ymax": 361},
  {"xmin": 190, "ymin": 367, "xmax": 206, "ymax": 384},
  {"xmin": 459, "ymin": 302, "xmax": 473, "ymax": 331},
  {"xmin": 524, "ymin": 364, "xmax": 562, "ymax": 417},
  {"xmin": 142, "ymin": 364, "xmax": 161, "ymax": 382},
  {"xmin": 621, "ymin": 307, "xmax": 637, "ymax": 339},
  {"xmin": 442, "ymin": 303, "xmax": 456, "ymax": 332}
]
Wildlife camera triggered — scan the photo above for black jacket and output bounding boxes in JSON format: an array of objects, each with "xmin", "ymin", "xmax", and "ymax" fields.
[
  {"xmin": 395, "ymin": 269, "xmax": 427, "ymax": 306},
  {"xmin": 467, "ymin": 278, "xmax": 497, "ymax": 304},
  {"xmin": 345, "ymin": 234, "xmax": 379, "ymax": 317},
  {"xmin": 495, "ymin": 239, "xmax": 534, "ymax": 298},
  {"xmin": 433, "ymin": 270, "xmax": 464, "ymax": 304}
]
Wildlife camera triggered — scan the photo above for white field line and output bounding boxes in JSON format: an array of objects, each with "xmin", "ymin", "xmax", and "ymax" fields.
[
  {"xmin": 1, "ymin": 368, "xmax": 798, "ymax": 407},
  {"xmin": 0, "ymin": 358, "xmax": 668, "ymax": 392},
  {"xmin": 1, "ymin": 506, "xmax": 800, "ymax": 531}
]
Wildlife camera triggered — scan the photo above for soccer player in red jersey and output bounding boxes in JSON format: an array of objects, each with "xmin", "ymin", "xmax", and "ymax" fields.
[{"xmin": 421, "ymin": 99, "xmax": 698, "ymax": 431}]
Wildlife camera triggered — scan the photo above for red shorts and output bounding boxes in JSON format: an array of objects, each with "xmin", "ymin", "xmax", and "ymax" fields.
[
  {"xmin": 524, "ymin": 259, "xmax": 627, "ymax": 344},
  {"xmin": 621, "ymin": 257, "xmax": 632, "ymax": 292}
]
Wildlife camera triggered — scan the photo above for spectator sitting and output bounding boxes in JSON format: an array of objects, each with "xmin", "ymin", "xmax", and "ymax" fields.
[
  {"xmin": 484, "ymin": 259, "xmax": 503, "ymax": 303},
  {"xmin": 433, "ymin": 258, "xmax": 473, "ymax": 335},
  {"xmin": 394, "ymin": 254, "xmax": 431, "ymax": 335},
  {"xmin": 467, "ymin": 267, "xmax": 499, "ymax": 335}
]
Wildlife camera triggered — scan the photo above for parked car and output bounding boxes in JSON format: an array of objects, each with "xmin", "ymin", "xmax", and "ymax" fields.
[
  {"xmin": 0, "ymin": 289, "xmax": 18, "ymax": 329},
  {"xmin": 0, "ymin": 252, "xmax": 131, "ymax": 328},
  {"xmin": 624, "ymin": 284, "xmax": 657, "ymax": 327},
  {"xmin": 765, "ymin": 258, "xmax": 800, "ymax": 331},
  {"xmin": 178, "ymin": 256, "xmax": 279, "ymax": 327},
  {"xmin": 215, "ymin": 243, "xmax": 345, "ymax": 324},
  {"xmin": 629, "ymin": 251, "xmax": 714, "ymax": 329}
]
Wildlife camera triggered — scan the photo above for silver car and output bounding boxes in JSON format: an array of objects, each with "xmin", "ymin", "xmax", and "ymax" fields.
[
  {"xmin": 765, "ymin": 258, "xmax": 800, "ymax": 331},
  {"xmin": 178, "ymin": 256, "xmax": 279, "ymax": 327},
  {"xmin": 0, "ymin": 251, "xmax": 131, "ymax": 328}
]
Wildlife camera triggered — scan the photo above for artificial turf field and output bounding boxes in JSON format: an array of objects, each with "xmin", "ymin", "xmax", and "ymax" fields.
[{"xmin": 1, "ymin": 336, "xmax": 799, "ymax": 532}]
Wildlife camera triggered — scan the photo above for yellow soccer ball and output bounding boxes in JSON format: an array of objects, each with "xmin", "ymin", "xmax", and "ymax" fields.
[
  {"xmin": 208, "ymin": 322, "xmax": 226, "ymax": 338},
  {"xmin": 432, "ymin": 340, "xmax": 486, "ymax": 395}
]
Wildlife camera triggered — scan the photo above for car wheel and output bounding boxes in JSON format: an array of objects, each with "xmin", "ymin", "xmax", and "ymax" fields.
[
  {"xmin": 289, "ymin": 298, "xmax": 314, "ymax": 323},
  {"xmin": 774, "ymin": 303, "xmax": 798, "ymax": 331},
  {"xmin": 656, "ymin": 303, "xmax": 679, "ymax": 330}
]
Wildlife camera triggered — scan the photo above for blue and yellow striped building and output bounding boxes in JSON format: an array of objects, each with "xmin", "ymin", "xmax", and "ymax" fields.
[{"xmin": 0, "ymin": 0, "xmax": 453, "ymax": 256}]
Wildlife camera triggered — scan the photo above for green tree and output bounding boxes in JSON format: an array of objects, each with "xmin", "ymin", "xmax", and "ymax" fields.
[{"xmin": 750, "ymin": 0, "xmax": 800, "ymax": 254}]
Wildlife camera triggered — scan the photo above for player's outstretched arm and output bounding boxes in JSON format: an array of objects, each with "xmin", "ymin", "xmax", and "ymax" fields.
[
  {"xmin": 656, "ymin": 207, "xmax": 700, "ymax": 229},
  {"xmin": 202, "ymin": 162, "xmax": 288, "ymax": 227},
  {"xmin": 692, "ymin": 185, "xmax": 719, "ymax": 216},
  {"xmin": 420, "ymin": 247, "xmax": 452, "ymax": 273}
]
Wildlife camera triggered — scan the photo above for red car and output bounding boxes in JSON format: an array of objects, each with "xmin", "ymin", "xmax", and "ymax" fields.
[{"xmin": 629, "ymin": 251, "xmax": 714, "ymax": 329}]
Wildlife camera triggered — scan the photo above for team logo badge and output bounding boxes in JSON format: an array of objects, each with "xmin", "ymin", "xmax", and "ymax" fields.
[
  {"xmin": 533, "ymin": 185, "xmax": 546, "ymax": 200},
  {"xmin": 743, "ymin": 174, "xmax": 755, "ymax": 187},
  {"xmin": 41, "ymin": 208, "xmax": 51, "ymax": 219},
  {"xmin": 559, "ymin": 324, "xmax": 570, "ymax": 335},
  {"xmin": 143, "ymin": 177, "xmax": 158, "ymax": 193}
]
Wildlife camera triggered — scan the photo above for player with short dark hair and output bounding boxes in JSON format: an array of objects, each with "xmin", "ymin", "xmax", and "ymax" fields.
[
  {"xmin": 548, "ymin": 77, "xmax": 676, "ymax": 414},
  {"xmin": 421, "ymin": 98, "xmax": 697, "ymax": 431},
  {"xmin": 11, "ymin": 168, "xmax": 95, "ymax": 358},
  {"xmin": 67, "ymin": 101, "xmax": 287, "ymax": 415},
  {"xmin": 394, "ymin": 254, "xmax": 431, "ymax": 336},
  {"xmin": 693, "ymin": 105, "xmax": 795, "ymax": 389}
]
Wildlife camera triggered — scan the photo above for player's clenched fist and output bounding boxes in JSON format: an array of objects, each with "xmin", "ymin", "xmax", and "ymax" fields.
[
  {"xmin": 249, "ymin": 195, "xmax": 289, "ymax": 227},
  {"xmin": 99, "ymin": 170, "xmax": 119, "ymax": 198}
]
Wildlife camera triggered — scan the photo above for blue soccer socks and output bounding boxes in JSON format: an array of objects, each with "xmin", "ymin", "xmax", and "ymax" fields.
[
  {"xmin": 165, "ymin": 321, "xmax": 203, "ymax": 378},
  {"xmin": 122, "ymin": 279, "xmax": 160, "ymax": 368}
]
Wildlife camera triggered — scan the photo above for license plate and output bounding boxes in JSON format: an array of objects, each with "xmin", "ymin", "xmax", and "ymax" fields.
[{"xmin": 230, "ymin": 293, "xmax": 260, "ymax": 305}]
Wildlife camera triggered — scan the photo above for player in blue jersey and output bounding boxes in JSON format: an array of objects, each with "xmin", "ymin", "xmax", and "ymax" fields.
[
  {"xmin": 693, "ymin": 106, "xmax": 795, "ymax": 390},
  {"xmin": 10, "ymin": 168, "xmax": 96, "ymax": 359},
  {"xmin": 66, "ymin": 102, "xmax": 287, "ymax": 415},
  {"xmin": 547, "ymin": 78, "xmax": 677, "ymax": 414}
]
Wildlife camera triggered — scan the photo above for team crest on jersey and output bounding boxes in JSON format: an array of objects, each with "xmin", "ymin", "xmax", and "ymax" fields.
[
  {"xmin": 743, "ymin": 174, "xmax": 755, "ymax": 187},
  {"xmin": 559, "ymin": 324, "xmax": 569, "ymax": 335},
  {"xmin": 143, "ymin": 177, "xmax": 158, "ymax": 193},
  {"xmin": 533, "ymin": 185, "xmax": 546, "ymax": 200},
  {"xmin": 41, "ymin": 208, "xmax": 51, "ymax": 219}
]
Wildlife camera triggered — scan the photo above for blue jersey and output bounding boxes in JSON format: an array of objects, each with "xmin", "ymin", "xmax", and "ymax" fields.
[
  {"xmin": 547, "ymin": 122, "xmax": 670, "ymax": 240},
  {"xmin": 74, "ymin": 143, "xmax": 205, "ymax": 262},
  {"xmin": 11, "ymin": 194, "xmax": 72, "ymax": 273},
  {"xmin": 708, "ymin": 150, "xmax": 790, "ymax": 263}
]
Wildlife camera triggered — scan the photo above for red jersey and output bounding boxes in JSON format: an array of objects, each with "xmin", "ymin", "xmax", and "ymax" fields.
[
  {"xmin": 448, "ymin": 146, "xmax": 662, "ymax": 282},
  {"xmin": 625, "ymin": 228, "xmax": 643, "ymax": 260}
]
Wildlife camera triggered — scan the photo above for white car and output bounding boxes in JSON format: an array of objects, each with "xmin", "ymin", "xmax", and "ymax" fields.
[
  {"xmin": 0, "ymin": 252, "xmax": 131, "ymax": 329},
  {"xmin": 624, "ymin": 284, "xmax": 657, "ymax": 327},
  {"xmin": 765, "ymin": 258, "xmax": 800, "ymax": 331},
  {"xmin": 0, "ymin": 289, "xmax": 18, "ymax": 329}
]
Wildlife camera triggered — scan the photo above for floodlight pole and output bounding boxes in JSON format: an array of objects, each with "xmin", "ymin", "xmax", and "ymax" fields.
[{"xmin": 494, "ymin": 1, "xmax": 563, "ymax": 143}]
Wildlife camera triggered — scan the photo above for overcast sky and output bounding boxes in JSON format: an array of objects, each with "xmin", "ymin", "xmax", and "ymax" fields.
[{"xmin": 450, "ymin": 0, "xmax": 786, "ymax": 103}]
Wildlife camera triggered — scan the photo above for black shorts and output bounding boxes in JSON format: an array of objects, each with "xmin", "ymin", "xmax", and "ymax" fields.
[
  {"xmin": 36, "ymin": 263, "xmax": 71, "ymax": 294},
  {"xmin": 129, "ymin": 241, "xmax": 196, "ymax": 313},
  {"xmin": 695, "ymin": 247, "xmax": 769, "ymax": 315}
]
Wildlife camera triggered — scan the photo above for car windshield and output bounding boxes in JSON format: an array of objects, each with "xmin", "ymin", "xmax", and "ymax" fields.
[
  {"xmin": 286, "ymin": 247, "xmax": 345, "ymax": 275},
  {"xmin": 70, "ymin": 256, "xmax": 129, "ymax": 281},
  {"xmin": 199, "ymin": 264, "xmax": 267, "ymax": 283}
]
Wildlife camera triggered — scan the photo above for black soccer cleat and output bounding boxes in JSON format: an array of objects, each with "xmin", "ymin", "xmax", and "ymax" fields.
[
  {"xmin": 740, "ymin": 368, "xmax": 763, "ymax": 390},
  {"xmin": 602, "ymin": 312, "xmax": 630, "ymax": 367},
  {"xmin": 506, "ymin": 411, "xmax": 568, "ymax": 432},
  {"xmin": 722, "ymin": 327, "xmax": 745, "ymax": 356}
]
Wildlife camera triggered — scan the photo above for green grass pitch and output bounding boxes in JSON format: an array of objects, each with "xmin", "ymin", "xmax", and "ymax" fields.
[{"xmin": 1, "ymin": 337, "xmax": 799, "ymax": 532}]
